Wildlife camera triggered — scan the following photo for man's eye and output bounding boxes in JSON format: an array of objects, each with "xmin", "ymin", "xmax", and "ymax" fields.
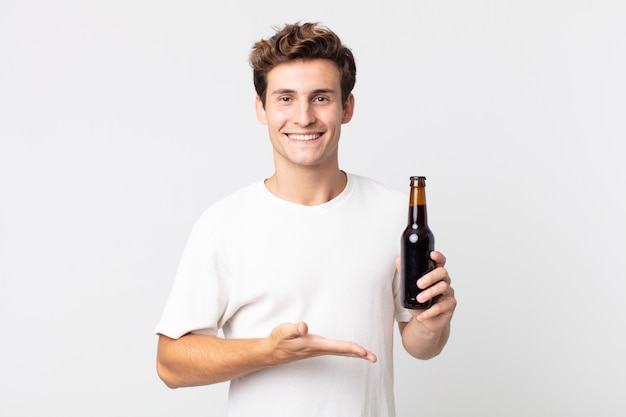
[{"xmin": 313, "ymin": 96, "xmax": 329, "ymax": 102}]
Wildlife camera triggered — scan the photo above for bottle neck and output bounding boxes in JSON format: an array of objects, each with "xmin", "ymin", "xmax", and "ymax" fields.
[{"xmin": 408, "ymin": 180, "xmax": 428, "ymax": 226}]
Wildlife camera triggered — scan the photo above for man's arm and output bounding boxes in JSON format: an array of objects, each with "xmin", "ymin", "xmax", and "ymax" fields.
[
  {"xmin": 156, "ymin": 321, "xmax": 377, "ymax": 388},
  {"xmin": 397, "ymin": 251, "xmax": 457, "ymax": 359}
]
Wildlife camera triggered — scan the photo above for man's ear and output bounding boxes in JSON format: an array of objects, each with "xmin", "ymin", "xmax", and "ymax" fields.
[
  {"xmin": 341, "ymin": 94, "xmax": 355, "ymax": 124},
  {"xmin": 255, "ymin": 96, "xmax": 267, "ymax": 124}
]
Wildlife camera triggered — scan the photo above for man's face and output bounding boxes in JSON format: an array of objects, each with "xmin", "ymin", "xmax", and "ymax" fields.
[{"xmin": 256, "ymin": 58, "xmax": 354, "ymax": 171}]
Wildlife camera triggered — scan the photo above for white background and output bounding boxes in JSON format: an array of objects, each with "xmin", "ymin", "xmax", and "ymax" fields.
[{"xmin": 1, "ymin": 0, "xmax": 625, "ymax": 416}]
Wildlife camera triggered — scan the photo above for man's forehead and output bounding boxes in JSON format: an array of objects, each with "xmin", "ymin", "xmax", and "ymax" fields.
[{"xmin": 266, "ymin": 59, "xmax": 341, "ymax": 94}]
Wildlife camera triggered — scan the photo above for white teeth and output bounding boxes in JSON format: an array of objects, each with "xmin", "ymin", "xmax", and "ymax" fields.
[{"xmin": 288, "ymin": 134, "xmax": 320, "ymax": 141}]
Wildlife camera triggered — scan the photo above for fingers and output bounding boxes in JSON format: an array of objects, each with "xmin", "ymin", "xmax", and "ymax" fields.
[
  {"xmin": 417, "ymin": 266, "xmax": 450, "ymax": 289},
  {"xmin": 430, "ymin": 250, "xmax": 447, "ymax": 268},
  {"xmin": 331, "ymin": 340, "xmax": 377, "ymax": 363},
  {"xmin": 359, "ymin": 348, "xmax": 378, "ymax": 363},
  {"xmin": 270, "ymin": 322, "xmax": 377, "ymax": 363},
  {"xmin": 398, "ymin": 251, "xmax": 453, "ymax": 314},
  {"xmin": 415, "ymin": 287, "xmax": 456, "ymax": 323},
  {"xmin": 312, "ymin": 336, "xmax": 377, "ymax": 363},
  {"xmin": 417, "ymin": 272, "xmax": 452, "ymax": 304},
  {"xmin": 413, "ymin": 261, "xmax": 455, "ymax": 322}
]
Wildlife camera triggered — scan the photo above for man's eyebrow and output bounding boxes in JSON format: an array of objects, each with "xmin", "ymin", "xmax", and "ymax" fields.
[
  {"xmin": 311, "ymin": 88, "xmax": 337, "ymax": 95},
  {"xmin": 269, "ymin": 88, "xmax": 296, "ymax": 95},
  {"xmin": 269, "ymin": 88, "xmax": 338, "ymax": 96}
]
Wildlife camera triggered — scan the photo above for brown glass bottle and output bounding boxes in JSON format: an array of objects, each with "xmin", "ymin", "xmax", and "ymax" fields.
[{"xmin": 401, "ymin": 176, "xmax": 435, "ymax": 309}]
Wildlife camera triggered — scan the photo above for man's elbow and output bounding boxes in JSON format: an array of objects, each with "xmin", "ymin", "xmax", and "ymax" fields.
[
  {"xmin": 156, "ymin": 335, "xmax": 185, "ymax": 389},
  {"xmin": 156, "ymin": 357, "xmax": 182, "ymax": 389}
]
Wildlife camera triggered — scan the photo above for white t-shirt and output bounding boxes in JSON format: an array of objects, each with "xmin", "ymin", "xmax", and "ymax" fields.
[{"xmin": 156, "ymin": 173, "xmax": 413, "ymax": 417}]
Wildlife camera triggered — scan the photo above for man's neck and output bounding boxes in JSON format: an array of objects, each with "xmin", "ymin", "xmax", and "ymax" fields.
[{"xmin": 264, "ymin": 168, "xmax": 347, "ymax": 206}]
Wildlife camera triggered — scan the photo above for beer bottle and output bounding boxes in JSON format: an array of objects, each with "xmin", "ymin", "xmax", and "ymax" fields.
[{"xmin": 401, "ymin": 176, "xmax": 435, "ymax": 309}]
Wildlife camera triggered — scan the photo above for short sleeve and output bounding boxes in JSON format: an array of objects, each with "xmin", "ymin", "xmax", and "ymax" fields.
[
  {"xmin": 154, "ymin": 213, "xmax": 229, "ymax": 339},
  {"xmin": 393, "ymin": 268, "xmax": 413, "ymax": 323}
]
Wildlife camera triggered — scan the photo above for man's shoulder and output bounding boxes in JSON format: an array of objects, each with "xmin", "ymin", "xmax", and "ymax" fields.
[
  {"xmin": 349, "ymin": 173, "xmax": 405, "ymax": 202},
  {"xmin": 194, "ymin": 181, "xmax": 263, "ymax": 226}
]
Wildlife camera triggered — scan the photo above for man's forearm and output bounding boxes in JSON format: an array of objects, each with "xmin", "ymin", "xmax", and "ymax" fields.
[
  {"xmin": 156, "ymin": 333, "xmax": 272, "ymax": 388},
  {"xmin": 157, "ymin": 322, "xmax": 378, "ymax": 388}
]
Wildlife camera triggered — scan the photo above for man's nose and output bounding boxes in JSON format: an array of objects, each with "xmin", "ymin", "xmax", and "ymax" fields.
[{"xmin": 293, "ymin": 101, "xmax": 316, "ymax": 126}]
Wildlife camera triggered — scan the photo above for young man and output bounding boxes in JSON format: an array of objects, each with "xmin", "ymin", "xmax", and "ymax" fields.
[{"xmin": 156, "ymin": 22, "xmax": 456, "ymax": 416}]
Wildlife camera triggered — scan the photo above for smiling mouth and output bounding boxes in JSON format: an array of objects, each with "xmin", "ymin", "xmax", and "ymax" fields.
[{"xmin": 287, "ymin": 133, "xmax": 322, "ymax": 141}]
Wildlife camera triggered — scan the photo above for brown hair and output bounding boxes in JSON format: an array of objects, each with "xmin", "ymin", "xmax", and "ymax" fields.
[{"xmin": 249, "ymin": 22, "xmax": 356, "ymax": 106}]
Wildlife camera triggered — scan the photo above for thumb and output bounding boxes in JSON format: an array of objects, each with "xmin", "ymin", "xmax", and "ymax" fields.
[
  {"xmin": 296, "ymin": 321, "xmax": 309, "ymax": 336},
  {"xmin": 275, "ymin": 321, "xmax": 309, "ymax": 340}
]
